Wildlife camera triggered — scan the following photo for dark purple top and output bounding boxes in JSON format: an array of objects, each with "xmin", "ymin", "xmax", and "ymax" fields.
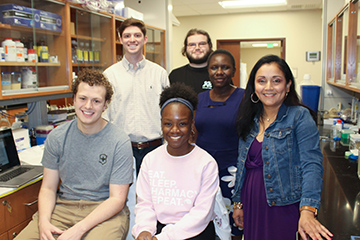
[
  {"xmin": 195, "ymin": 87, "xmax": 244, "ymax": 170},
  {"xmin": 241, "ymin": 138, "xmax": 300, "ymax": 240}
]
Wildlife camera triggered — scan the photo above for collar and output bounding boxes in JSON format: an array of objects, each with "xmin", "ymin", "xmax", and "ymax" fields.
[{"xmin": 122, "ymin": 56, "xmax": 146, "ymax": 71}]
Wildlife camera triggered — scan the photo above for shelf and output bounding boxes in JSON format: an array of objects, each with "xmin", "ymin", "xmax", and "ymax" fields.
[
  {"xmin": 71, "ymin": 34, "xmax": 105, "ymax": 42},
  {"xmin": 327, "ymin": 81, "xmax": 360, "ymax": 94},
  {"xmin": 0, "ymin": 62, "xmax": 61, "ymax": 67},
  {"xmin": 72, "ymin": 63, "xmax": 103, "ymax": 67},
  {"xmin": 0, "ymin": 23, "xmax": 62, "ymax": 36}
]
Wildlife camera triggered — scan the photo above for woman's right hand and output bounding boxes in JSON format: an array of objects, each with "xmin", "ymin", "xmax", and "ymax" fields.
[{"xmin": 232, "ymin": 208, "xmax": 244, "ymax": 228}]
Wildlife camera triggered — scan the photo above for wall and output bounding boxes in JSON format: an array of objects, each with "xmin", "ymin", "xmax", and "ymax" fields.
[{"xmin": 172, "ymin": 10, "xmax": 323, "ymax": 91}]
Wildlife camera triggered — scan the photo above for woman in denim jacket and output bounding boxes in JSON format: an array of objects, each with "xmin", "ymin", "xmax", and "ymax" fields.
[{"xmin": 232, "ymin": 55, "xmax": 332, "ymax": 240}]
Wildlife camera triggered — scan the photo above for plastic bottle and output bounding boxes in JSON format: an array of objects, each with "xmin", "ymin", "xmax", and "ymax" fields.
[
  {"xmin": 2, "ymin": 38, "xmax": 16, "ymax": 62},
  {"xmin": 77, "ymin": 41, "xmax": 84, "ymax": 63},
  {"xmin": 335, "ymin": 119, "xmax": 343, "ymax": 140},
  {"xmin": 14, "ymin": 39, "xmax": 24, "ymax": 62},
  {"xmin": 89, "ymin": 43, "xmax": 94, "ymax": 63},
  {"xmin": 83, "ymin": 42, "xmax": 89, "ymax": 63},
  {"xmin": 71, "ymin": 40, "xmax": 77, "ymax": 63},
  {"xmin": 0, "ymin": 47, "xmax": 5, "ymax": 62},
  {"xmin": 27, "ymin": 49, "xmax": 38, "ymax": 63}
]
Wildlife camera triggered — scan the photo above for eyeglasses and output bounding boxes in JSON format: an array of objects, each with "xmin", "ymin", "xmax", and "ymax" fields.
[{"xmin": 187, "ymin": 41, "xmax": 208, "ymax": 48}]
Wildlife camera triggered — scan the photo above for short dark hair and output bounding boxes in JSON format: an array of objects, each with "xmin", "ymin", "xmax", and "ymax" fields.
[
  {"xmin": 181, "ymin": 28, "xmax": 213, "ymax": 56},
  {"xmin": 207, "ymin": 49, "xmax": 236, "ymax": 70},
  {"xmin": 159, "ymin": 82, "xmax": 198, "ymax": 118},
  {"xmin": 72, "ymin": 68, "xmax": 113, "ymax": 104},
  {"xmin": 117, "ymin": 18, "xmax": 146, "ymax": 38}
]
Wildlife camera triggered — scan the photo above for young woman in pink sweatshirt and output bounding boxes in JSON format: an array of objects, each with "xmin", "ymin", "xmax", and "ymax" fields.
[{"xmin": 132, "ymin": 83, "xmax": 219, "ymax": 240}]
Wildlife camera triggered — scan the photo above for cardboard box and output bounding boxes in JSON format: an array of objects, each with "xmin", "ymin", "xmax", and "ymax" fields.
[
  {"xmin": 0, "ymin": 4, "xmax": 38, "ymax": 28},
  {"xmin": 37, "ymin": 9, "xmax": 62, "ymax": 32},
  {"xmin": 12, "ymin": 128, "xmax": 30, "ymax": 152}
]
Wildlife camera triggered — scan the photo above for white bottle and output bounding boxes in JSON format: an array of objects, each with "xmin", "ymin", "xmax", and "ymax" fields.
[
  {"xmin": 335, "ymin": 119, "xmax": 343, "ymax": 140},
  {"xmin": 0, "ymin": 47, "xmax": 5, "ymax": 62},
  {"xmin": 14, "ymin": 40, "xmax": 24, "ymax": 62},
  {"xmin": 1, "ymin": 38, "xmax": 16, "ymax": 62}
]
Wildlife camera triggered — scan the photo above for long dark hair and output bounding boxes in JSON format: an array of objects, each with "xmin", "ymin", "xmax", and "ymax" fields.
[{"xmin": 236, "ymin": 55, "xmax": 315, "ymax": 140}]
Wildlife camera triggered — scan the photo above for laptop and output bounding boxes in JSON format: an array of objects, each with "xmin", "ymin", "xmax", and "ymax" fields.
[{"xmin": 0, "ymin": 128, "xmax": 43, "ymax": 188}]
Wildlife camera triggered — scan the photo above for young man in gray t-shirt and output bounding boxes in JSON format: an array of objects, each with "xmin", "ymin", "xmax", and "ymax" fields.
[{"xmin": 15, "ymin": 69, "xmax": 133, "ymax": 240}]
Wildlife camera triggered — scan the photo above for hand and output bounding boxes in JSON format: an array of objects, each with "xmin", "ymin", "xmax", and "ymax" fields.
[
  {"xmin": 39, "ymin": 221, "xmax": 64, "ymax": 240},
  {"xmin": 298, "ymin": 210, "xmax": 333, "ymax": 240},
  {"xmin": 56, "ymin": 225, "xmax": 86, "ymax": 240},
  {"xmin": 232, "ymin": 208, "xmax": 244, "ymax": 228},
  {"xmin": 136, "ymin": 231, "xmax": 153, "ymax": 240}
]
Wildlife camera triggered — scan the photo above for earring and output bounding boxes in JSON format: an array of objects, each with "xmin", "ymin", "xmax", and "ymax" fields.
[
  {"xmin": 251, "ymin": 93, "xmax": 259, "ymax": 103},
  {"xmin": 286, "ymin": 92, "xmax": 289, "ymax": 97}
]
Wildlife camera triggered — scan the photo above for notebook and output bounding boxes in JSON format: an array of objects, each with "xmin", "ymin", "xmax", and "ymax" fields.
[{"xmin": 0, "ymin": 128, "xmax": 43, "ymax": 188}]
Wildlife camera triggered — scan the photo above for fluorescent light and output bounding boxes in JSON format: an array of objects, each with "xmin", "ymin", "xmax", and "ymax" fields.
[
  {"xmin": 219, "ymin": 0, "xmax": 287, "ymax": 9},
  {"xmin": 252, "ymin": 43, "xmax": 279, "ymax": 48}
]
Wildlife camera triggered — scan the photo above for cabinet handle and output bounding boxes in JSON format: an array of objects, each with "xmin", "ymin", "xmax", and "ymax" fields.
[
  {"xmin": 12, "ymin": 231, "xmax": 18, "ymax": 238},
  {"xmin": 24, "ymin": 199, "xmax": 38, "ymax": 206},
  {"xmin": 2, "ymin": 200, "xmax": 12, "ymax": 213}
]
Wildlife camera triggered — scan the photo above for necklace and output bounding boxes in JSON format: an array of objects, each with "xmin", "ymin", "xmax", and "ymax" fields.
[{"xmin": 264, "ymin": 114, "xmax": 277, "ymax": 122}]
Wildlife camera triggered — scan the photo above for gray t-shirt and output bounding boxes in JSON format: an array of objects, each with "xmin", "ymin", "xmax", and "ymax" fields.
[{"xmin": 42, "ymin": 120, "xmax": 133, "ymax": 201}]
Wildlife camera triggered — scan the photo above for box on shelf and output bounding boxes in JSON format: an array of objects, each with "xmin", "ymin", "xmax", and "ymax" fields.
[
  {"xmin": 12, "ymin": 128, "xmax": 30, "ymax": 152},
  {"xmin": 0, "ymin": 4, "xmax": 38, "ymax": 28},
  {"xmin": 37, "ymin": 9, "xmax": 62, "ymax": 32},
  {"xmin": 123, "ymin": 7, "xmax": 143, "ymax": 20},
  {"xmin": 0, "ymin": 4, "xmax": 62, "ymax": 32}
]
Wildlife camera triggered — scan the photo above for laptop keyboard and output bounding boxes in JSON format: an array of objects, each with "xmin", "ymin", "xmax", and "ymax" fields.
[{"xmin": 0, "ymin": 167, "xmax": 32, "ymax": 182}]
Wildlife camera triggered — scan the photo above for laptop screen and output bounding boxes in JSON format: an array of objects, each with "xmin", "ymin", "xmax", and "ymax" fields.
[{"xmin": 0, "ymin": 128, "xmax": 21, "ymax": 172}]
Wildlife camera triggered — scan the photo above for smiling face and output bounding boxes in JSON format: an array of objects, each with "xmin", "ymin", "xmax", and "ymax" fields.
[
  {"xmin": 74, "ymin": 82, "xmax": 107, "ymax": 133},
  {"xmin": 254, "ymin": 62, "xmax": 291, "ymax": 111},
  {"xmin": 161, "ymin": 102, "xmax": 194, "ymax": 156},
  {"xmin": 208, "ymin": 53, "xmax": 235, "ymax": 89},
  {"xmin": 120, "ymin": 26, "xmax": 148, "ymax": 56},
  {"xmin": 185, "ymin": 34, "xmax": 211, "ymax": 65}
]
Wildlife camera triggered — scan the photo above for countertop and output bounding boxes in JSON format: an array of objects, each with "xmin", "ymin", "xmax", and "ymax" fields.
[{"xmin": 318, "ymin": 140, "xmax": 360, "ymax": 239}]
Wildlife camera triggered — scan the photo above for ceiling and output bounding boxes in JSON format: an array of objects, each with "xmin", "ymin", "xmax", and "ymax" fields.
[{"xmin": 172, "ymin": 0, "xmax": 322, "ymax": 17}]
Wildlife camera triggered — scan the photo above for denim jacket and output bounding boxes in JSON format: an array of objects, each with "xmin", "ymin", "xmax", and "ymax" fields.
[{"xmin": 232, "ymin": 104, "xmax": 323, "ymax": 209}]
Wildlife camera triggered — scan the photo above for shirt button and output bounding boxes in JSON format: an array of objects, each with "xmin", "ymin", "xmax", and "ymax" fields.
[
  {"xmin": 269, "ymin": 188, "xmax": 273, "ymax": 192},
  {"xmin": 272, "ymin": 202, "xmax": 276, "ymax": 206},
  {"xmin": 266, "ymin": 133, "xmax": 270, "ymax": 137},
  {"xmin": 265, "ymin": 146, "xmax": 269, "ymax": 150},
  {"xmin": 266, "ymin": 161, "xmax": 269, "ymax": 165},
  {"xmin": 267, "ymin": 174, "xmax": 271, "ymax": 179}
]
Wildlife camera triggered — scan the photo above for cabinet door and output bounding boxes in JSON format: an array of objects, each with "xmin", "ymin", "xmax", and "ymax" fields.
[
  {"xmin": 70, "ymin": 5, "xmax": 112, "ymax": 75},
  {"xmin": 0, "ymin": 0, "xmax": 69, "ymax": 100},
  {"xmin": 145, "ymin": 26, "xmax": 166, "ymax": 69},
  {"xmin": 7, "ymin": 219, "xmax": 31, "ymax": 240},
  {"xmin": 0, "ymin": 232, "xmax": 8, "ymax": 240},
  {"xmin": 0, "ymin": 203, "xmax": 6, "ymax": 237},
  {"xmin": 3, "ymin": 181, "xmax": 41, "ymax": 231}
]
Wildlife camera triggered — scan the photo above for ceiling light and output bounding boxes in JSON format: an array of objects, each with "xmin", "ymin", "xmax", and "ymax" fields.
[
  {"xmin": 219, "ymin": 0, "xmax": 287, "ymax": 9},
  {"xmin": 252, "ymin": 43, "xmax": 279, "ymax": 48}
]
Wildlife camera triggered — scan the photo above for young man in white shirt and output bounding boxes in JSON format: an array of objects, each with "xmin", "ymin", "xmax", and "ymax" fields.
[{"xmin": 103, "ymin": 18, "xmax": 169, "ymax": 175}]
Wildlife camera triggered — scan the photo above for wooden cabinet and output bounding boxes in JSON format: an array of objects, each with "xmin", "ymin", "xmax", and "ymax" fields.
[
  {"xmin": 0, "ymin": 0, "xmax": 70, "ymax": 100},
  {"xmin": 0, "ymin": 181, "xmax": 41, "ymax": 239},
  {"xmin": 0, "ymin": 0, "xmax": 166, "ymax": 105}
]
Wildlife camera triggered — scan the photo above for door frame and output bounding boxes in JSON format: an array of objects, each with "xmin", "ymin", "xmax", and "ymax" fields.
[{"xmin": 217, "ymin": 38, "xmax": 286, "ymax": 87}]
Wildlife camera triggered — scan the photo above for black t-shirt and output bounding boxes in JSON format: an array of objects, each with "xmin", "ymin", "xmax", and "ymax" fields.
[{"xmin": 169, "ymin": 64, "xmax": 212, "ymax": 94}]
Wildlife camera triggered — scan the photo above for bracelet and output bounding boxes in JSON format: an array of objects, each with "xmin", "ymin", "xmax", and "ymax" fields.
[
  {"xmin": 300, "ymin": 206, "xmax": 318, "ymax": 216},
  {"xmin": 233, "ymin": 202, "xmax": 243, "ymax": 210}
]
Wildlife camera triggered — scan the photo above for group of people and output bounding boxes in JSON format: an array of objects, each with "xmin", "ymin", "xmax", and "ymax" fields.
[{"xmin": 14, "ymin": 17, "xmax": 333, "ymax": 240}]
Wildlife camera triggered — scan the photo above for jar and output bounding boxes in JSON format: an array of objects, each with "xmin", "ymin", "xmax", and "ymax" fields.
[
  {"xmin": 0, "ymin": 47, "xmax": 5, "ymax": 62},
  {"xmin": 11, "ymin": 72, "xmax": 21, "ymax": 90},
  {"xmin": 1, "ymin": 38, "xmax": 16, "ymax": 62},
  {"xmin": 21, "ymin": 67, "xmax": 37, "ymax": 89},
  {"xmin": 27, "ymin": 49, "xmax": 38, "ymax": 63},
  {"xmin": 14, "ymin": 39, "xmax": 24, "ymax": 62},
  {"xmin": 1, "ymin": 72, "xmax": 11, "ymax": 90}
]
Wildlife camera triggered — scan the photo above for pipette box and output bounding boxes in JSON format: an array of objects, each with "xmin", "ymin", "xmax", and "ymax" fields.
[{"xmin": 0, "ymin": 4, "xmax": 38, "ymax": 28}]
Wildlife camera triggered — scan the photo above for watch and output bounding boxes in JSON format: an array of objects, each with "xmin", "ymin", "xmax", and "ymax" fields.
[{"xmin": 300, "ymin": 206, "xmax": 318, "ymax": 216}]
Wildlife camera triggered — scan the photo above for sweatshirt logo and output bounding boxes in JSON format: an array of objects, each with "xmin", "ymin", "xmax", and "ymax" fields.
[
  {"xmin": 149, "ymin": 170, "xmax": 197, "ymax": 206},
  {"xmin": 202, "ymin": 81, "xmax": 212, "ymax": 90}
]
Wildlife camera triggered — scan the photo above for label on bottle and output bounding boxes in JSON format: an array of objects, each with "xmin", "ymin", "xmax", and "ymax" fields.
[
  {"xmin": 83, "ymin": 50, "xmax": 89, "ymax": 62},
  {"xmin": 94, "ymin": 51, "xmax": 100, "ymax": 62},
  {"xmin": 89, "ymin": 51, "xmax": 93, "ymax": 62}
]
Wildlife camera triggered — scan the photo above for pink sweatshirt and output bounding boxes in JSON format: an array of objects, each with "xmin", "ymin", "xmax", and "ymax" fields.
[{"xmin": 132, "ymin": 144, "xmax": 219, "ymax": 240}]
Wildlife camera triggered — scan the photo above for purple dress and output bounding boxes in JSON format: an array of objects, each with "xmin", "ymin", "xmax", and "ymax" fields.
[{"xmin": 241, "ymin": 138, "xmax": 299, "ymax": 240}]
